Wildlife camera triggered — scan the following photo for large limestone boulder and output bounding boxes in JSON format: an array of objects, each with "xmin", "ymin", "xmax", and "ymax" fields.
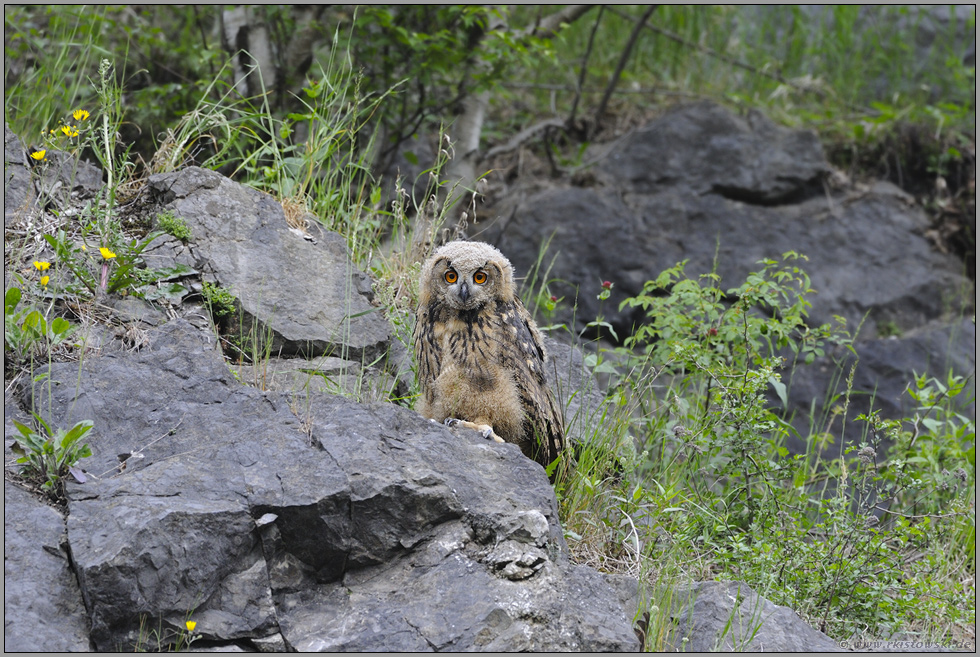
[{"xmin": 15, "ymin": 319, "xmax": 639, "ymax": 652}]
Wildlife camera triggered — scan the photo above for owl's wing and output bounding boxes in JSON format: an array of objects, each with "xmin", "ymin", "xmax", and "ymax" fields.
[
  {"xmin": 413, "ymin": 304, "xmax": 440, "ymax": 412},
  {"xmin": 499, "ymin": 297, "xmax": 565, "ymax": 468}
]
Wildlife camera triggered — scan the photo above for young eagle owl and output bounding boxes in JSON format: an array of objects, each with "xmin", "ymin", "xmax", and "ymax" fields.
[{"xmin": 413, "ymin": 240, "xmax": 564, "ymax": 469}]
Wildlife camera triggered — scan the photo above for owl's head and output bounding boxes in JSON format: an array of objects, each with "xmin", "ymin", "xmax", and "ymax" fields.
[{"xmin": 419, "ymin": 241, "xmax": 517, "ymax": 311}]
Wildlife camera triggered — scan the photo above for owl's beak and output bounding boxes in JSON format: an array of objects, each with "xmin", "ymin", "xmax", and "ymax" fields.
[{"xmin": 457, "ymin": 282, "xmax": 470, "ymax": 303}]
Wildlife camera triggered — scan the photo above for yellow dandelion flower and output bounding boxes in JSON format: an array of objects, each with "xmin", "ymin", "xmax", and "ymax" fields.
[
  {"xmin": 73, "ymin": 109, "xmax": 90, "ymax": 121},
  {"xmin": 30, "ymin": 150, "xmax": 47, "ymax": 161},
  {"xmin": 61, "ymin": 125, "xmax": 79, "ymax": 138},
  {"xmin": 99, "ymin": 247, "xmax": 117, "ymax": 260},
  {"xmin": 34, "ymin": 261, "xmax": 51, "ymax": 271},
  {"xmin": 40, "ymin": 275, "xmax": 50, "ymax": 287},
  {"xmin": 185, "ymin": 621, "xmax": 197, "ymax": 632}
]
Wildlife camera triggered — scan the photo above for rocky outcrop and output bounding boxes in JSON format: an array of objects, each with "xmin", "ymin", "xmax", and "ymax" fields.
[
  {"xmin": 10, "ymin": 319, "xmax": 638, "ymax": 651},
  {"xmin": 486, "ymin": 102, "xmax": 972, "ymax": 340},
  {"xmin": 143, "ymin": 167, "xmax": 391, "ymax": 364},
  {"xmin": 667, "ymin": 581, "xmax": 842, "ymax": 652},
  {"xmin": 482, "ymin": 101, "xmax": 975, "ymax": 447}
]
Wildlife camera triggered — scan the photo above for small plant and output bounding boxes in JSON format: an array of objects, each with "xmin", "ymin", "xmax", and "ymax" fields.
[
  {"xmin": 202, "ymin": 282, "xmax": 237, "ymax": 319},
  {"xmin": 4, "ymin": 286, "xmax": 76, "ymax": 364},
  {"xmin": 43, "ymin": 229, "xmax": 168, "ymax": 297},
  {"xmin": 10, "ymin": 415, "xmax": 93, "ymax": 500},
  {"xmin": 877, "ymin": 319, "xmax": 902, "ymax": 338},
  {"xmin": 134, "ymin": 616, "xmax": 200, "ymax": 652},
  {"xmin": 157, "ymin": 210, "xmax": 192, "ymax": 241}
]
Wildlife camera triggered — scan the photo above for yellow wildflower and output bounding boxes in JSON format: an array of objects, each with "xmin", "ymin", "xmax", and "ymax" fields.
[
  {"xmin": 30, "ymin": 150, "xmax": 46, "ymax": 161},
  {"xmin": 99, "ymin": 247, "xmax": 117, "ymax": 260},
  {"xmin": 185, "ymin": 621, "xmax": 197, "ymax": 632},
  {"xmin": 80, "ymin": 244, "xmax": 87, "ymax": 251},
  {"xmin": 40, "ymin": 275, "xmax": 50, "ymax": 287},
  {"xmin": 34, "ymin": 261, "xmax": 51, "ymax": 271},
  {"xmin": 61, "ymin": 125, "xmax": 79, "ymax": 138},
  {"xmin": 72, "ymin": 109, "xmax": 90, "ymax": 122}
]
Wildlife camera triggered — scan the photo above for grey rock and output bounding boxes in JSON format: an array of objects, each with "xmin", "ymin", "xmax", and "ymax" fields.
[
  {"xmin": 107, "ymin": 296, "xmax": 169, "ymax": 327},
  {"xmin": 668, "ymin": 580, "xmax": 842, "ymax": 652},
  {"xmin": 36, "ymin": 149, "xmax": 104, "ymax": 206},
  {"xmin": 144, "ymin": 166, "xmax": 390, "ymax": 363},
  {"xmin": 15, "ymin": 318, "xmax": 638, "ymax": 652},
  {"xmin": 4, "ymin": 482, "xmax": 92, "ymax": 652},
  {"xmin": 230, "ymin": 355, "xmax": 399, "ymax": 403},
  {"xmin": 279, "ymin": 536, "xmax": 639, "ymax": 652},
  {"xmin": 4, "ymin": 123, "xmax": 36, "ymax": 227},
  {"xmin": 486, "ymin": 104, "xmax": 971, "ymax": 341},
  {"xmin": 783, "ymin": 316, "xmax": 976, "ymax": 452},
  {"xmin": 593, "ymin": 100, "xmax": 829, "ymax": 204},
  {"xmin": 544, "ymin": 335, "xmax": 609, "ymax": 446},
  {"xmin": 251, "ymin": 632, "xmax": 287, "ymax": 652}
]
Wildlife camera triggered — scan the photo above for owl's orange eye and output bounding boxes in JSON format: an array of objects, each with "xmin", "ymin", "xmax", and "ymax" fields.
[
  {"xmin": 444, "ymin": 269, "xmax": 458, "ymax": 284},
  {"xmin": 473, "ymin": 271, "xmax": 488, "ymax": 285}
]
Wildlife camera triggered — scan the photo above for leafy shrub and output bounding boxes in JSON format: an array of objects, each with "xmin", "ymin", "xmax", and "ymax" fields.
[{"xmin": 559, "ymin": 254, "xmax": 974, "ymax": 646}]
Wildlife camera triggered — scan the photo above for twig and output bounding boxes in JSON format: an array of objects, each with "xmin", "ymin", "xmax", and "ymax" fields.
[
  {"xmin": 569, "ymin": 6, "xmax": 605, "ymax": 125},
  {"xmin": 503, "ymin": 81, "xmax": 703, "ymax": 98},
  {"xmin": 525, "ymin": 5, "xmax": 596, "ymax": 40},
  {"xmin": 484, "ymin": 118, "xmax": 566, "ymax": 159},
  {"xmin": 94, "ymin": 418, "xmax": 185, "ymax": 479},
  {"xmin": 594, "ymin": 5, "xmax": 659, "ymax": 131}
]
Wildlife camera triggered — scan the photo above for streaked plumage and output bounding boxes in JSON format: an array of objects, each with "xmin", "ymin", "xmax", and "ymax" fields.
[{"xmin": 413, "ymin": 241, "xmax": 564, "ymax": 469}]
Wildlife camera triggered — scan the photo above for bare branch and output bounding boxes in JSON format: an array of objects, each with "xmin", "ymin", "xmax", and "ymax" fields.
[
  {"xmin": 594, "ymin": 5, "xmax": 659, "ymax": 131},
  {"xmin": 569, "ymin": 6, "xmax": 605, "ymax": 125},
  {"xmin": 525, "ymin": 5, "xmax": 596, "ymax": 40},
  {"xmin": 485, "ymin": 118, "xmax": 566, "ymax": 159}
]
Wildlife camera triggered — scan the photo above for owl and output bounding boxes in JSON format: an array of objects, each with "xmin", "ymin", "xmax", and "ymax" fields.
[{"xmin": 413, "ymin": 240, "xmax": 564, "ymax": 470}]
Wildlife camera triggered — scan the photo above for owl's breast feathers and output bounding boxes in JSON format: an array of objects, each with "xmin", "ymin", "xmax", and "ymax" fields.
[{"xmin": 414, "ymin": 297, "xmax": 564, "ymax": 468}]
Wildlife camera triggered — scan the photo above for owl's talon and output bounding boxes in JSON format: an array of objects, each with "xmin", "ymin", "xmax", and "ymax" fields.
[
  {"xmin": 443, "ymin": 418, "xmax": 505, "ymax": 443},
  {"xmin": 482, "ymin": 427, "xmax": 505, "ymax": 443}
]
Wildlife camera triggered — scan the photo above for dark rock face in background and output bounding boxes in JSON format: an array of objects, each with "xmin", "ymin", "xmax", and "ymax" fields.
[
  {"xmin": 485, "ymin": 102, "xmax": 971, "ymax": 341},
  {"xmin": 482, "ymin": 101, "xmax": 974, "ymax": 449}
]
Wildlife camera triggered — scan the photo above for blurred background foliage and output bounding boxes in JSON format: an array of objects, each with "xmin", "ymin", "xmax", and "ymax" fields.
[{"xmin": 5, "ymin": 5, "xmax": 974, "ymax": 182}]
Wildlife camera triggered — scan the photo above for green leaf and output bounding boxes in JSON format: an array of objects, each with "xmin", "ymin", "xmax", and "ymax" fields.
[
  {"xmin": 11, "ymin": 419, "xmax": 34, "ymax": 439},
  {"xmin": 62, "ymin": 420, "xmax": 94, "ymax": 446},
  {"xmin": 5, "ymin": 287, "xmax": 21, "ymax": 313},
  {"xmin": 769, "ymin": 376, "xmax": 788, "ymax": 409},
  {"xmin": 51, "ymin": 317, "xmax": 72, "ymax": 336}
]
